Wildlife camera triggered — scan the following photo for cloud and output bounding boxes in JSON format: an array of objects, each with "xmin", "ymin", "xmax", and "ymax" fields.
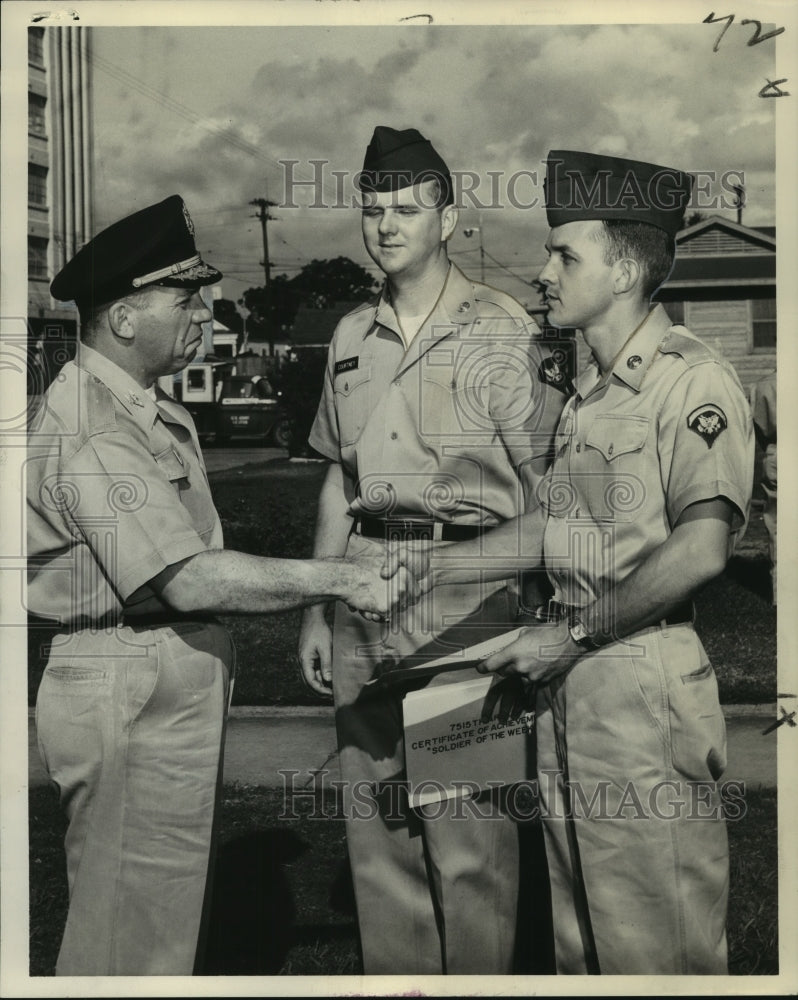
[{"xmin": 90, "ymin": 21, "xmax": 776, "ymax": 299}]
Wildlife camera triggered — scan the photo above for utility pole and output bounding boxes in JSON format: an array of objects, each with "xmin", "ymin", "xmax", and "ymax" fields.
[
  {"xmin": 733, "ymin": 184, "xmax": 745, "ymax": 226},
  {"xmin": 463, "ymin": 212, "xmax": 485, "ymax": 284},
  {"xmin": 250, "ymin": 197, "xmax": 277, "ymax": 287}
]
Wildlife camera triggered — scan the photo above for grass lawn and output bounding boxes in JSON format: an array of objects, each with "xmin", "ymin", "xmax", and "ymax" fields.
[{"xmin": 28, "ymin": 782, "xmax": 778, "ymax": 977}]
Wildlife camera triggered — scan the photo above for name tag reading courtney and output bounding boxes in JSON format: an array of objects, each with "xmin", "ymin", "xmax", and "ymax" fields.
[{"xmin": 335, "ymin": 357, "xmax": 359, "ymax": 375}]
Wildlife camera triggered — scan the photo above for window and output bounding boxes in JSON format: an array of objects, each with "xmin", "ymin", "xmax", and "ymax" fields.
[
  {"xmin": 186, "ymin": 369, "xmax": 207, "ymax": 392},
  {"xmin": 662, "ymin": 301, "xmax": 685, "ymax": 325},
  {"xmin": 28, "ymin": 236, "xmax": 48, "ymax": 280},
  {"xmin": 29, "ymin": 93, "xmax": 47, "ymax": 136},
  {"xmin": 28, "ymin": 28, "xmax": 45, "ymax": 66},
  {"xmin": 752, "ymin": 297, "xmax": 776, "ymax": 350},
  {"xmin": 28, "ymin": 164, "xmax": 48, "ymax": 207}
]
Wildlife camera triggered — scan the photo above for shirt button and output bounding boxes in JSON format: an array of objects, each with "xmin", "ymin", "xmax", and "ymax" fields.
[
  {"xmin": 344, "ymin": 382, "xmax": 349, "ymax": 392},
  {"xmin": 576, "ymin": 443, "xmax": 581, "ymax": 453},
  {"xmin": 390, "ymin": 431, "xmax": 398, "ymax": 440},
  {"xmin": 608, "ymin": 443, "xmax": 614, "ymax": 456}
]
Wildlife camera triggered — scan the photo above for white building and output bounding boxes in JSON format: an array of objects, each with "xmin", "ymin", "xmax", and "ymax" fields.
[{"xmin": 28, "ymin": 25, "xmax": 93, "ymax": 390}]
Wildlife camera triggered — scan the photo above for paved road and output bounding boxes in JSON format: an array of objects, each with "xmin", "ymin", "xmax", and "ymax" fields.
[
  {"xmin": 202, "ymin": 444, "xmax": 287, "ymax": 474},
  {"xmin": 27, "ymin": 705, "xmax": 776, "ymax": 791}
]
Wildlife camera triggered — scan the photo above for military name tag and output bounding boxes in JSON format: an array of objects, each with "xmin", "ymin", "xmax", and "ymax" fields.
[{"xmin": 335, "ymin": 357, "xmax": 359, "ymax": 376}]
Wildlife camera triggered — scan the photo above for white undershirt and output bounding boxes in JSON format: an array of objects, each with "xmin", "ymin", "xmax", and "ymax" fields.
[{"xmin": 396, "ymin": 311, "xmax": 430, "ymax": 347}]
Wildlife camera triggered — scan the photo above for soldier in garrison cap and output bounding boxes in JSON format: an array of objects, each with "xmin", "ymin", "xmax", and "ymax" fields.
[
  {"xmin": 299, "ymin": 127, "xmax": 565, "ymax": 974},
  {"xmin": 398, "ymin": 149, "xmax": 754, "ymax": 974},
  {"xmin": 27, "ymin": 195, "xmax": 418, "ymax": 976}
]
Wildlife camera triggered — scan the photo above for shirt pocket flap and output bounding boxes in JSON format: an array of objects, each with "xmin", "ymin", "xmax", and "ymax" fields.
[
  {"xmin": 585, "ymin": 415, "xmax": 648, "ymax": 461},
  {"xmin": 334, "ymin": 365, "xmax": 371, "ymax": 397},
  {"xmin": 154, "ymin": 446, "xmax": 189, "ymax": 482}
]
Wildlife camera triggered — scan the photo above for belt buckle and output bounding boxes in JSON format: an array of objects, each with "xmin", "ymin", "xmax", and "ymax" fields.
[
  {"xmin": 385, "ymin": 517, "xmax": 436, "ymax": 542},
  {"xmin": 533, "ymin": 600, "xmax": 564, "ymax": 623}
]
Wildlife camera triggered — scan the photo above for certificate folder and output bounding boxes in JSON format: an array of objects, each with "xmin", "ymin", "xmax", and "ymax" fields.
[
  {"xmin": 369, "ymin": 628, "xmax": 536, "ymax": 807},
  {"xmin": 365, "ymin": 627, "xmax": 525, "ymax": 692}
]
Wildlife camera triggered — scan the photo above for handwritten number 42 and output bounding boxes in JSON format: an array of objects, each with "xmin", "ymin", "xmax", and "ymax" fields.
[{"xmin": 704, "ymin": 12, "xmax": 785, "ymax": 51}]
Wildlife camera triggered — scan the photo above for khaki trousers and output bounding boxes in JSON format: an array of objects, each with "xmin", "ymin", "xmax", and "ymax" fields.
[
  {"xmin": 535, "ymin": 623, "xmax": 729, "ymax": 974},
  {"xmin": 35, "ymin": 621, "xmax": 234, "ymax": 976},
  {"xmin": 332, "ymin": 534, "xmax": 521, "ymax": 975}
]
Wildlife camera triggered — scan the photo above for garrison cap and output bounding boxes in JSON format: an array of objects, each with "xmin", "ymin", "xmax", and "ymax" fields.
[
  {"xmin": 51, "ymin": 194, "xmax": 222, "ymax": 310},
  {"xmin": 358, "ymin": 126, "xmax": 453, "ymax": 203},
  {"xmin": 544, "ymin": 150, "xmax": 693, "ymax": 236}
]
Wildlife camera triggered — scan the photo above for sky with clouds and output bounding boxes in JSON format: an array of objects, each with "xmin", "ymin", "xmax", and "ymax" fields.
[{"xmin": 88, "ymin": 14, "xmax": 777, "ymax": 308}]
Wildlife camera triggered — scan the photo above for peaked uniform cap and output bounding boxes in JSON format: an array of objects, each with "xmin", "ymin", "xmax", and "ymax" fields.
[
  {"xmin": 358, "ymin": 126, "xmax": 452, "ymax": 200},
  {"xmin": 544, "ymin": 150, "xmax": 693, "ymax": 236},
  {"xmin": 50, "ymin": 194, "xmax": 222, "ymax": 310}
]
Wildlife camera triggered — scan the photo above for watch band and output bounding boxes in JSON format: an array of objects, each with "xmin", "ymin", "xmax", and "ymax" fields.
[{"xmin": 568, "ymin": 611, "xmax": 603, "ymax": 651}]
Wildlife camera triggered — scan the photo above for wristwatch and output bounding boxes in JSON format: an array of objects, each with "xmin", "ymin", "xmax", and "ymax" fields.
[{"xmin": 568, "ymin": 611, "xmax": 602, "ymax": 652}]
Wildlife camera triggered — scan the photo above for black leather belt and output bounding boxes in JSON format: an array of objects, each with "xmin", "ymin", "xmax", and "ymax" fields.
[
  {"xmin": 356, "ymin": 516, "xmax": 487, "ymax": 542},
  {"xmin": 120, "ymin": 613, "xmax": 218, "ymax": 629},
  {"xmin": 531, "ymin": 599, "xmax": 694, "ymax": 628}
]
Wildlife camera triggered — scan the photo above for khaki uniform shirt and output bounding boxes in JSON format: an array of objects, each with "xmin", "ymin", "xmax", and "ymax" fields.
[
  {"xmin": 541, "ymin": 304, "xmax": 754, "ymax": 607},
  {"xmin": 309, "ymin": 263, "xmax": 565, "ymax": 525},
  {"xmin": 27, "ymin": 344, "xmax": 222, "ymax": 628}
]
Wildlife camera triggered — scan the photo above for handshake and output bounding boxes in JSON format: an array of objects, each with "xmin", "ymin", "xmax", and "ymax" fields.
[{"xmin": 340, "ymin": 540, "xmax": 434, "ymax": 621}]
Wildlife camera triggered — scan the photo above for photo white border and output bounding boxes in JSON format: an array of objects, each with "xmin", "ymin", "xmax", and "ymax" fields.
[{"xmin": 2, "ymin": 0, "xmax": 796, "ymax": 996}]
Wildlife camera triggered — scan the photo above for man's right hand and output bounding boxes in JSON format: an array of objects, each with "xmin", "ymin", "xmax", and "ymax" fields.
[
  {"xmin": 298, "ymin": 608, "xmax": 333, "ymax": 696},
  {"xmin": 380, "ymin": 539, "xmax": 434, "ymax": 591},
  {"xmin": 342, "ymin": 553, "xmax": 421, "ymax": 620}
]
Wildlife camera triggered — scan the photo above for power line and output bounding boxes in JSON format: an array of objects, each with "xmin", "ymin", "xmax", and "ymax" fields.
[{"xmin": 88, "ymin": 49, "xmax": 345, "ymax": 204}]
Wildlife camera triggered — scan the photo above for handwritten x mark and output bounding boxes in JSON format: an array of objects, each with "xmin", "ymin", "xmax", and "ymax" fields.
[{"xmin": 762, "ymin": 706, "xmax": 797, "ymax": 736}]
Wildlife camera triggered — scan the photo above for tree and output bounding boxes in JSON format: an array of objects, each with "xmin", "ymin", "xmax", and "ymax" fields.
[
  {"xmin": 682, "ymin": 211, "xmax": 706, "ymax": 229},
  {"xmin": 288, "ymin": 256, "xmax": 378, "ymax": 309},
  {"xmin": 240, "ymin": 275, "xmax": 300, "ymax": 353},
  {"xmin": 240, "ymin": 257, "xmax": 378, "ymax": 354},
  {"xmin": 213, "ymin": 298, "xmax": 244, "ymax": 336}
]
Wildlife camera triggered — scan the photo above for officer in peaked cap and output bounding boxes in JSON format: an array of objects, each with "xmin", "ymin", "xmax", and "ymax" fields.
[
  {"xmin": 51, "ymin": 194, "xmax": 223, "ymax": 312},
  {"xmin": 422, "ymin": 149, "xmax": 754, "ymax": 974},
  {"xmin": 300, "ymin": 127, "xmax": 565, "ymax": 975},
  {"xmin": 28, "ymin": 195, "xmax": 417, "ymax": 975}
]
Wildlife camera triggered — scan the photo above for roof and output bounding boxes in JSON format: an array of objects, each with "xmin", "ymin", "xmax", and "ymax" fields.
[
  {"xmin": 676, "ymin": 215, "xmax": 775, "ymax": 252},
  {"xmin": 667, "ymin": 253, "xmax": 775, "ymax": 285},
  {"xmin": 668, "ymin": 215, "xmax": 775, "ymax": 288}
]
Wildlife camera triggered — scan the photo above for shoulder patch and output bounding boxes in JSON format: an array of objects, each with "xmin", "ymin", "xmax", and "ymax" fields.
[
  {"xmin": 538, "ymin": 355, "xmax": 575, "ymax": 396},
  {"xmin": 687, "ymin": 404, "xmax": 727, "ymax": 447}
]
